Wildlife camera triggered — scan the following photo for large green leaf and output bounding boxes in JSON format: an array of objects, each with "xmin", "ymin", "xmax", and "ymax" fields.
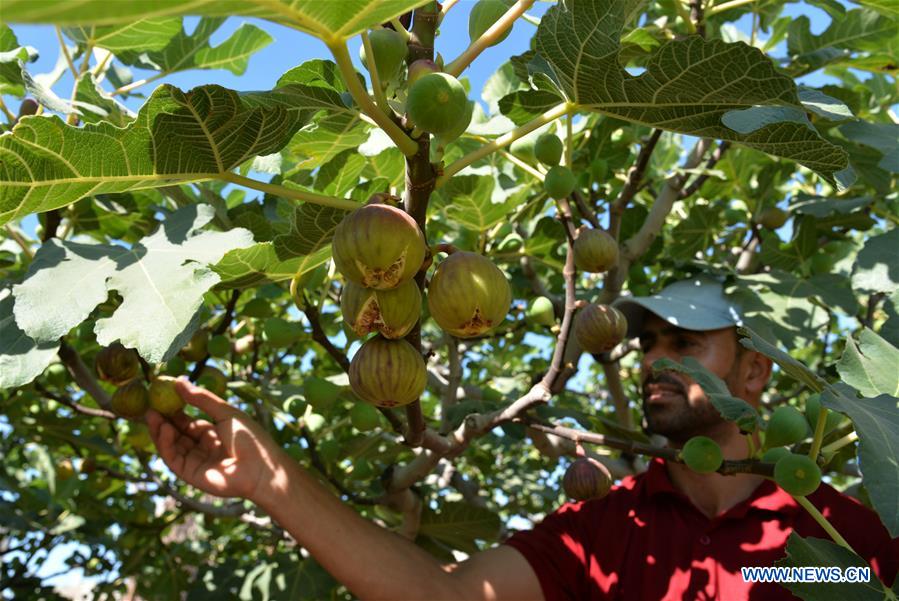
[
  {"xmin": 279, "ymin": 60, "xmax": 371, "ymax": 170},
  {"xmin": 0, "ymin": 23, "xmax": 38, "ymax": 96},
  {"xmin": 1, "ymin": 0, "xmax": 432, "ymax": 44},
  {"xmin": 63, "ymin": 19, "xmax": 182, "ymax": 53},
  {"xmin": 786, "ymin": 9, "xmax": 897, "ymax": 76},
  {"xmin": 433, "ymin": 175, "xmax": 517, "ymax": 232},
  {"xmin": 116, "ymin": 18, "xmax": 272, "ymax": 76},
  {"xmin": 837, "ymin": 328, "xmax": 899, "ymax": 398},
  {"xmin": 851, "ymin": 228, "xmax": 899, "ymax": 295},
  {"xmin": 0, "ymin": 83, "xmax": 325, "ymax": 226},
  {"xmin": 12, "ymin": 205, "xmax": 253, "ymax": 363},
  {"xmin": 418, "ymin": 501, "xmax": 501, "ymax": 554},
  {"xmin": 822, "ymin": 387, "xmax": 899, "ymax": 537},
  {"xmin": 667, "ymin": 204, "xmax": 723, "ymax": 260},
  {"xmin": 0, "ymin": 287, "xmax": 59, "ymax": 389},
  {"xmin": 73, "ymin": 73, "xmax": 133, "ymax": 126},
  {"xmin": 506, "ymin": 0, "xmax": 849, "ymax": 185},
  {"xmin": 773, "ymin": 534, "xmax": 889, "ymax": 601}
]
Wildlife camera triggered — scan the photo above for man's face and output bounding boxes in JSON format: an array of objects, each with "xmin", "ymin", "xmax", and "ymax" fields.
[{"xmin": 638, "ymin": 314, "xmax": 741, "ymax": 443}]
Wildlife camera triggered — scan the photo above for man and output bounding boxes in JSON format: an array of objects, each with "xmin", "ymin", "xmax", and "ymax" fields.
[{"xmin": 147, "ymin": 276, "xmax": 897, "ymax": 600}]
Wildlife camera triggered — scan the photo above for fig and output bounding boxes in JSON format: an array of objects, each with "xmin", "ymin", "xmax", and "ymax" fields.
[
  {"xmin": 805, "ymin": 394, "xmax": 842, "ymax": 435},
  {"xmin": 774, "ymin": 453, "xmax": 822, "ymax": 496},
  {"xmin": 95, "ymin": 343, "xmax": 140, "ymax": 385},
  {"xmin": 198, "ymin": 366, "xmax": 228, "ymax": 397},
  {"xmin": 148, "ymin": 376, "xmax": 185, "ymax": 416},
  {"xmin": 56, "ymin": 458, "xmax": 75, "ymax": 481},
  {"xmin": 407, "ymin": 59, "xmax": 439, "ymax": 86},
  {"xmin": 348, "ymin": 337, "xmax": 427, "ymax": 408},
  {"xmin": 762, "ymin": 447, "xmax": 791, "ymax": 464},
  {"xmin": 573, "ymin": 303, "xmax": 627, "ymax": 354},
  {"xmin": 111, "ymin": 380, "xmax": 150, "ymax": 419},
  {"xmin": 534, "ymin": 133, "xmax": 564, "ymax": 166},
  {"xmin": 526, "ymin": 296, "xmax": 556, "ymax": 327},
  {"xmin": 681, "ymin": 436, "xmax": 723, "ymax": 473},
  {"xmin": 18, "ymin": 98, "xmax": 39, "ymax": 118},
  {"xmin": 359, "ymin": 28, "xmax": 408, "ymax": 84},
  {"xmin": 341, "ymin": 279, "xmax": 421, "ymax": 339},
  {"xmin": 332, "ymin": 202, "xmax": 427, "ymax": 289},
  {"xmin": 124, "ymin": 424, "xmax": 154, "ymax": 451},
  {"xmin": 544, "ymin": 165, "xmax": 576, "ymax": 199},
  {"xmin": 573, "ymin": 228, "xmax": 619, "ymax": 273},
  {"xmin": 427, "ymin": 251, "xmax": 512, "ymax": 338},
  {"xmin": 433, "ymin": 99, "xmax": 474, "ymax": 146},
  {"xmin": 406, "ymin": 72, "xmax": 469, "ymax": 135},
  {"xmin": 510, "ymin": 132, "xmax": 538, "ymax": 163},
  {"xmin": 304, "ymin": 376, "xmax": 342, "ymax": 411},
  {"xmin": 763, "ymin": 405, "xmax": 808, "ymax": 450},
  {"xmin": 756, "ymin": 207, "xmax": 788, "ymax": 230},
  {"xmin": 562, "ymin": 457, "xmax": 612, "ymax": 502},
  {"xmin": 179, "ymin": 329, "xmax": 209, "ymax": 362},
  {"xmin": 469, "ymin": 0, "xmax": 512, "ymax": 46},
  {"xmin": 350, "ymin": 402, "xmax": 382, "ymax": 431}
]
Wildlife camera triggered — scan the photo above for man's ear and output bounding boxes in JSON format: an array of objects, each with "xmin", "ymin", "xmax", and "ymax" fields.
[{"xmin": 743, "ymin": 351, "xmax": 772, "ymax": 396}]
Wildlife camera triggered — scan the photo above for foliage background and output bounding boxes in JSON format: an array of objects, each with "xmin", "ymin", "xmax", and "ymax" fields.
[{"xmin": 1, "ymin": 0, "xmax": 897, "ymax": 598}]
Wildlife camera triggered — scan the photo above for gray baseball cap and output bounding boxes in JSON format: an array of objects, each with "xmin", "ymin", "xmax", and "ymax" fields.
[{"xmin": 611, "ymin": 275, "xmax": 743, "ymax": 338}]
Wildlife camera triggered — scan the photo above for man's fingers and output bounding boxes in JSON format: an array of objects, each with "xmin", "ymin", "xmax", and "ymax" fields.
[
  {"xmin": 155, "ymin": 421, "xmax": 185, "ymax": 476},
  {"xmin": 175, "ymin": 378, "xmax": 236, "ymax": 421}
]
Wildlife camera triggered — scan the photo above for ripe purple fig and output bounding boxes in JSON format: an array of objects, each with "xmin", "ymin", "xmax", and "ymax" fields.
[
  {"xmin": 427, "ymin": 251, "xmax": 511, "ymax": 338},
  {"xmin": 95, "ymin": 343, "xmax": 140, "ymax": 385},
  {"xmin": 349, "ymin": 337, "xmax": 427, "ymax": 408},
  {"xmin": 563, "ymin": 457, "xmax": 612, "ymax": 502},
  {"xmin": 331, "ymin": 202, "xmax": 427, "ymax": 289},
  {"xmin": 341, "ymin": 279, "xmax": 421, "ymax": 339},
  {"xmin": 574, "ymin": 303, "xmax": 627, "ymax": 354},
  {"xmin": 573, "ymin": 228, "xmax": 619, "ymax": 273}
]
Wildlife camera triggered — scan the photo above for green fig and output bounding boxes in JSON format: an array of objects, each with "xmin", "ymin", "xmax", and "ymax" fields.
[
  {"xmin": 111, "ymin": 380, "xmax": 149, "ymax": 419},
  {"xmin": 428, "ymin": 251, "xmax": 512, "ymax": 338},
  {"xmin": 148, "ymin": 376, "xmax": 185, "ymax": 416},
  {"xmin": 681, "ymin": 436, "xmax": 723, "ymax": 474}
]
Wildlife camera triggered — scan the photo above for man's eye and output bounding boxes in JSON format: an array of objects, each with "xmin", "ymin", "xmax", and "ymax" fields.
[{"xmin": 674, "ymin": 337, "xmax": 696, "ymax": 350}]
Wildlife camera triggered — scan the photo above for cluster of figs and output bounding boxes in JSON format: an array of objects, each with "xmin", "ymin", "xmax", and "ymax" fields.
[
  {"xmin": 333, "ymin": 196, "xmax": 512, "ymax": 408},
  {"xmin": 95, "ymin": 343, "xmax": 184, "ymax": 419}
]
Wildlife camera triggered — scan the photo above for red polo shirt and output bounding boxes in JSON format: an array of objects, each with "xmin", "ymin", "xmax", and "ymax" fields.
[{"xmin": 504, "ymin": 458, "xmax": 898, "ymax": 600}]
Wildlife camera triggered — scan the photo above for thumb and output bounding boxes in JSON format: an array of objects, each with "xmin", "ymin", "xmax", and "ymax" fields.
[{"xmin": 176, "ymin": 377, "xmax": 237, "ymax": 421}]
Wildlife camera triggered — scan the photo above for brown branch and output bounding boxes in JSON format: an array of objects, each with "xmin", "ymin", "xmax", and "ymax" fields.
[
  {"xmin": 41, "ymin": 210, "xmax": 61, "ymax": 242},
  {"xmin": 679, "ymin": 141, "xmax": 729, "ymax": 199},
  {"xmin": 571, "ymin": 190, "xmax": 601, "ymax": 229},
  {"xmin": 188, "ymin": 290, "xmax": 241, "ymax": 381},
  {"xmin": 35, "ymin": 384, "xmax": 115, "ymax": 419},
  {"xmin": 303, "ymin": 301, "xmax": 350, "ymax": 373},
  {"xmin": 609, "ymin": 129, "xmax": 662, "ymax": 239},
  {"xmin": 863, "ymin": 292, "xmax": 886, "ymax": 329},
  {"xmin": 57, "ymin": 342, "xmax": 112, "ymax": 410},
  {"xmin": 599, "ymin": 363, "xmax": 633, "ymax": 429},
  {"xmin": 690, "ymin": 0, "xmax": 706, "ymax": 37},
  {"xmin": 524, "ymin": 420, "xmax": 774, "ymax": 477},
  {"xmin": 542, "ymin": 196, "xmax": 579, "ymax": 393}
]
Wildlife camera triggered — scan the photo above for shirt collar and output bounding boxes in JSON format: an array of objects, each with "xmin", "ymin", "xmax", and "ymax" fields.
[{"xmin": 644, "ymin": 458, "xmax": 800, "ymax": 518}]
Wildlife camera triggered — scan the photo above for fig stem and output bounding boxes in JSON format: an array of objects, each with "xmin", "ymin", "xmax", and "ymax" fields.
[
  {"xmin": 360, "ymin": 30, "xmax": 392, "ymax": 114},
  {"xmin": 437, "ymin": 102, "xmax": 572, "ymax": 188},
  {"xmin": 433, "ymin": 243, "xmax": 458, "ymax": 255},
  {"xmin": 564, "ymin": 112, "xmax": 573, "ymax": 168},
  {"xmin": 221, "ymin": 172, "xmax": 359, "ymax": 211},
  {"xmin": 792, "ymin": 494, "xmax": 855, "ymax": 553},
  {"xmin": 820, "ymin": 430, "xmax": 858, "ymax": 457},
  {"xmin": 445, "ymin": 0, "xmax": 536, "ymax": 77},
  {"xmin": 808, "ymin": 405, "xmax": 829, "ymax": 460},
  {"xmin": 390, "ymin": 18, "xmax": 411, "ymax": 40},
  {"xmin": 327, "ymin": 40, "xmax": 419, "ymax": 157}
]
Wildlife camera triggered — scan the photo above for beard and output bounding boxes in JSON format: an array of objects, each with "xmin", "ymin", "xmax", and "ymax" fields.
[{"xmin": 641, "ymin": 371, "xmax": 727, "ymax": 444}]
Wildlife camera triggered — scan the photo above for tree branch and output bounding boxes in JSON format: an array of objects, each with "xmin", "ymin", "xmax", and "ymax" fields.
[
  {"xmin": 445, "ymin": 0, "xmax": 536, "ymax": 77},
  {"xmin": 58, "ymin": 342, "xmax": 112, "ymax": 410}
]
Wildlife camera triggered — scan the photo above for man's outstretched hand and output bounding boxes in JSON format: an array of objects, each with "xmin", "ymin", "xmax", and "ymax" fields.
[{"xmin": 146, "ymin": 378, "xmax": 285, "ymax": 502}]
